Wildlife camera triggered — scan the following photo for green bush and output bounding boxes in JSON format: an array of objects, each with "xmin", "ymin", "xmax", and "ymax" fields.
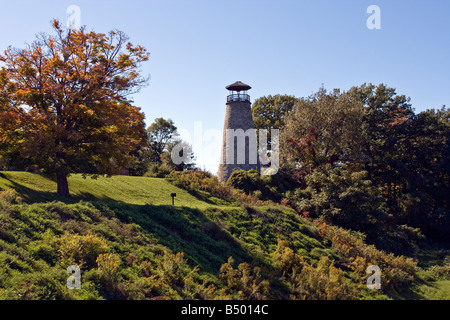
[
  {"xmin": 30, "ymin": 243, "xmax": 58, "ymax": 265},
  {"xmin": 144, "ymin": 163, "xmax": 173, "ymax": 178},
  {"xmin": 0, "ymin": 266, "xmax": 71, "ymax": 300},
  {"xmin": 427, "ymin": 264, "xmax": 450, "ymax": 280},
  {"xmin": 227, "ymin": 169, "xmax": 282, "ymax": 202}
]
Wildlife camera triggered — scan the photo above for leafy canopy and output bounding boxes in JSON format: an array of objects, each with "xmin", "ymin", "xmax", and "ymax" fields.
[{"xmin": 0, "ymin": 20, "xmax": 149, "ymax": 195}]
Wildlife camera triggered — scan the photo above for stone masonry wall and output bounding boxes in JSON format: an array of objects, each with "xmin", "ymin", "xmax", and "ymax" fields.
[{"xmin": 217, "ymin": 100, "xmax": 260, "ymax": 183}]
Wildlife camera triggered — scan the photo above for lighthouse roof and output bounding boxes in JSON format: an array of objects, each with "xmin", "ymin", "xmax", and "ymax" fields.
[{"xmin": 226, "ymin": 81, "xmax": 251, "ymax": 91}]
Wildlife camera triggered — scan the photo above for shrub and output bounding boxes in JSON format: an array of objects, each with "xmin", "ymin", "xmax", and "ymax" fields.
[
  {"xmin": 125, "ymin": 253, "xmax": 138, "ymax": 266},
  {"xmin": 289, "ymin": 256, "xmax": 359, "ymax": 300},
  {"xmin": 273, "ymin": 240, "xmax": 359, "ymax": 299},
  {"xmin": 144, "ymin": 163, "xmax": 173, "ymax": 178},
  {"xmin": 136, "ymin": 247, "xmax": 220, "ymax": 300},
  {"xmin": 167, "ymin": 169, "xmax": 278, "ymax": 206},
  {"xmin": 56, "ymin": 232, "xmax": 109, "ymax": 268},
  {"xmin": 0, "ymin": 189, "xmax": 22, "ymax": 209},
  {"xmin": 97, "ymin": 253, "xmax": 121, "ymax": 278},
  {"xmin": 0, "ymin": 266, "xmax": 71, "ymax": 300},
  {"xmin": 156, "ymin": 247, "xmax": 198, "ymax": 286},
  {"xmin": 273, "ymin": 240, "xmax": 306, "ymax": 276},
  {"xmin": 219, "ymin": 257, "xmax": 270, "ymax": 300},
  {"xmin": 30, "ymin": 243, "xmax": 58, "ymax": 265},
  {"xmin": 252, "ymin": 190, "xmax": 262, "ymax": 199},
  {"xmin": 97, "ymin": 252, "xmax": 122, "ymax": 296},
  {"xmin": 227, "ymin": 169, "xmax": 294, "ymax": 202},
  {"xmin": 183, "ymin": 277, "xmax": 219, "ymax": 300},
  {"xmin": 227, "ymin": 169, "xmax": 260, "ymax": 194},
  {"xmin": 122, "ymin": 275, "xmax": 172, "ymax": 300},
  {"xmin": 313, "ymin": 220, "xmax": 417, "ymax": 294},
  {"xmin": 427, "ymin": 264, "xmax": 450, "ymax": 280}
]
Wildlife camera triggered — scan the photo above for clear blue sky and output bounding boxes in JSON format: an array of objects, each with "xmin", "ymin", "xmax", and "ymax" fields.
[{"xmin": 1, "ymin": 0, "xmax": 449, "ymax": 173}]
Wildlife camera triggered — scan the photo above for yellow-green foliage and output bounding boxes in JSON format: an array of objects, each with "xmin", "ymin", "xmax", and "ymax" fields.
[
  {"xmin": 427, "ymin": 264, "xmax": 450, "ymax": 280},
  {"xmin": 274, "ymin": 240, "xmax": 307, "ymax": 276},
  {"xmin": 129, "ymin": 247, "xmax": 226, "ymax": 300},
  {"xmin": 157, "ymin": 248, "xmax": 198, "ymax": 286},
  {"xmin": 314, "ymin": 220, "xmax": 417, "ymax": 292},
  {"xmin": 0, "ymin": 188, "xmax": 22, "ymax": 208},
  {"xmin": 182, "ymin": 277, "xmax": 222, "ymax": 300},
  {"xmin": 219, "ymin": 257, "xmax": 270, "ymax": 300},
  {"xmin": 97, "ymin": 253, "xmax": 121, "ymax": 277},
  {"xmin": 56, "ymin": 232, "xmax": 109, "ymax": 268},
  {"xmin": 274, "ymin": 240, "xmax": 359, "ymax": 300},
  {"xmin": 290, "ymin": 256, "xmax": 359, "ymax": 300}
]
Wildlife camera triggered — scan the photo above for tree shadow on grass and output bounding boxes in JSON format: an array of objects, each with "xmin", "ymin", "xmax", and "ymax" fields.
[
  {"xmin": 0, "ymin": 172, "xmax": 119, "ymax": 204},
  {"xmin": 95, "ymin": 202, "xmax": 255, "ymax": 274},
  {"xmin": 165, "ymin": 179, "xmax": 234, "ymax": 206},
  {"xmin": 0, "ymin": 171, "xmax": 231, "ymax": 207},
  {"xmin": 0, "ymin": 172, "xmax": 278, "ymax": 285}
]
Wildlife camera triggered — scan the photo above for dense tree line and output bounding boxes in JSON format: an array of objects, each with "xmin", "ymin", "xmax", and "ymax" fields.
[{"xmin": 228, "ymin": 84, "xmax": 450, "ymax": 254}]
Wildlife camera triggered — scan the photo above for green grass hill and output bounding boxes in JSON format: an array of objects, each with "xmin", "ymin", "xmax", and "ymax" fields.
[
  {"xmin": 0, "ymin": 171, "xmax": 448, "ymax": 300},
  {"xmin": 0, "ymin": 172, "xmax": 214, "ymax": 208}
]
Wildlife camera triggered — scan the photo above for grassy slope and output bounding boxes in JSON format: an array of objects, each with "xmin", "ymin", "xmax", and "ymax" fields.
[
  {"xmin": 0, "ymin": 171, "xmax": 448, "ymax": 300},
  {"xmin": 0, "ymin": 171, "xmax": 323, "ymax": 299},
  {"xmin": 0, "ymin": 172, "xmax": 217, "ymax": 208},
  {"xmin": 414, "ymin": 280, "xmax": 450, "ymax": 299},
  {"xmin": 0, "ymin": 172, "xmax": 319, "ymax": 273}
]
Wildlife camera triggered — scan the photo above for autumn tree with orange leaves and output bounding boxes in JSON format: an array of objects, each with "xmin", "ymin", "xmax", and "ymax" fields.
[{"xmin": 0, "ymin": 20, "xmax": 149, "ymax": 196}]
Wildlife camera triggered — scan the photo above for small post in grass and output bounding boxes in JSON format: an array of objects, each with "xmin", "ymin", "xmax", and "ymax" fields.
[{"xmin": 170, "ymin": 193, "xmax": 176, "ymax": 206}]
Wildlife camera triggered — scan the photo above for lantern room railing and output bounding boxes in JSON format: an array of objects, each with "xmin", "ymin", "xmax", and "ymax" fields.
[{"xmin": 227, "ymin": 93, "xmax": 250, "ymax": 103}]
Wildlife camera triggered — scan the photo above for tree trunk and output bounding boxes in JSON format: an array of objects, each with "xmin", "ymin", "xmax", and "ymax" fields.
[{"xmin": 56, "ymin": 173, "xmax": 70, "ymax": 197}]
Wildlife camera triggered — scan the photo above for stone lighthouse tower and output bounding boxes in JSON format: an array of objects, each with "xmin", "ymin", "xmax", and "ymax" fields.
[{"xmin": 217, "ymin": 81, "xmax": 260, "ymax": 183}]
